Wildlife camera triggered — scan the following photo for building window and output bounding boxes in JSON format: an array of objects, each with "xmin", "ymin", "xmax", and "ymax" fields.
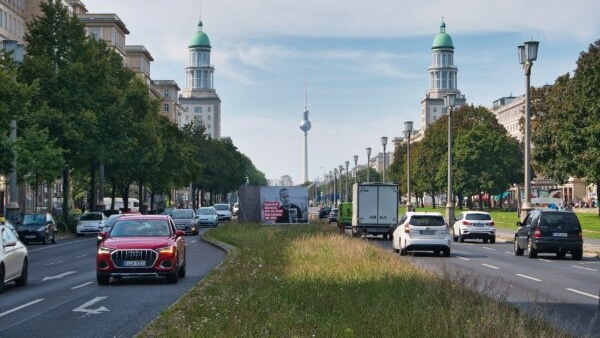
[
  {"xmin": 89, "ymin": 27, "xmax": 101, "ymax": 40},
  {"xmin": 207, "ymin": 115, "xmax": 211, "ymax": 121},
  {"xmin": 163, "ymin": 90, "xmax": 170, "ymax": 98},
  {"xmin": 207, "ymin": 124, "xmax": 211, "ymax": 129},
  {"xmin": 194, "ymin": 107, "xmax": 202, "ymax": 113},
  {"xmin": 207, "ymin": 106, "xmax": 211, "ymax": 112},
  {"xmin": 163, "ymin": 103, "xmax": 169, "ymax": 112}
]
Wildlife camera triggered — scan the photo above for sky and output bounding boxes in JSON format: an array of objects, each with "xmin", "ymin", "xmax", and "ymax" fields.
[{"xmin": 83, "ymin": 0, "xmax": 600, "ymax": 184}]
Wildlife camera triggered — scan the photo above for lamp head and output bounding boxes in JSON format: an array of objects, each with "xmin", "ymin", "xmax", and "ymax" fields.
[
  {"xmin": 353, "ymin": 155, "xmax": 358, "ymax": 163},
  {"xmin": 444, "ymin": 93, "xmax": 457, "ymax": 108},
  {"xmin": 345, "ymin": 160, "xmax": 349, "ymax": 168},
  {"xmin": 381, "ymin": 136, "xmax": 388, "ymax": 146},
  {"xmin": 404, "ymin": 120, "xmax": 413, "ymax": 135},
  {"xmin": 524, "ymin": 40, "xmax": 539, "ymax": 62},
  {"xmin": 366, "ymin": 147, "xmax": 371, "ymax": 156}
]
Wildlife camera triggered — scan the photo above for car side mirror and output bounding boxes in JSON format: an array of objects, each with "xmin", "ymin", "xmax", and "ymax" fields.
[
  {"xmin": 516, "ymin": 221, "xmax": 524, "ymax": 227},
  {"xmin": 97, "ymin": 232, "xmax": 107, "ymax": 242},
  {"xmin": 176, "ymin": 230, "xmax": 185, "ymax": 237}
]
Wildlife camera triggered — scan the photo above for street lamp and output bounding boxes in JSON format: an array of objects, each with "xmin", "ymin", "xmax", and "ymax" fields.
[
  {"xmin": 333, "ymin": 169, "xmax": 337, "ymax": 207},
  {"xmin": 518, "ymin": 40, "xmax": 539, "ymax": 221},
  {"xmin": 381, "ymin": 137, "xmax": 388, "ymax": 182},
  {"xmin": 444, "ymin": 93, "xmax": 457, "ymax": 226},
  {"xmin": 2, "ymin": 40, "xmax": 24, "ymax": 224},
  {"xmin": 339, "ymin": 165, "xmax": 344, "ymax": 203},
  {"xmin": 404, "ymin": 121, "xmax": 414, "ymax": 212},
  {"xmin": 345, "ymin": 160, "xmax": 349, "ymax": 202},
  {"xmin": 353, "ymin": 155, "xmax": 358, "ymax": 184},
  {"xmin": 366, "ymin": 147, "xmax": 372, "ymax": 182}
]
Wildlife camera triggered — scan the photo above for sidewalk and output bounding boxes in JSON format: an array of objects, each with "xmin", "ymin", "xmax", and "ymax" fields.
[{"xmin": 495, "ymin": 228, "xmax": 600, "ymax": 258}]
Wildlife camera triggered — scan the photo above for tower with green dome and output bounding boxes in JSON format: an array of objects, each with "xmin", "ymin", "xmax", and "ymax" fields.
[
  {"xmin": 420, "ymin": 21, "xmax": 466, "ymax": 131},
  {"xmin": 180, "ymin": 19, "xmax": 222, "ymax": 139}
]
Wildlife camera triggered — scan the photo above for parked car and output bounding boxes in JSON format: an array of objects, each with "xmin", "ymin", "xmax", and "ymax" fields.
[
  {"xmin": 96, "ymin": 214, "xmax": 186, "ymax": 285},
  {"xmin": 392, "ymin": 212, "xmax": 451, "ymax": 257},
  {"xmin": 197, "ymin": 207, "xmax": 219, "ymax": 227},
  {"xmin": 0, "ymin": 223, "xmax": 28, "ymax": 292},
  {"xmin": 213, "ymin": 204, "xmax": 232, "ymax": 222},
  {"xmin": 328, "ymin": 208, "xmax": 338, "ymax": 224},
  {"xmin": 17, "ymin": 212, "xmax": 57, "ymax": 245},
  {"xmin": 452, "ymin": 211, "xmax": 496, "ymax": 243},
  {"xmin": 318, "ymin": 206, "xmax": 332, "ymax": 219},
  {"xmin": 76, "ymin": 211, "xmax": 107, "ymax": 236},
  {"xmin": 170, "ymin": 209, "xmax": 199, "ymax": 235},
  {"xmin": 514, "ymin": 209, "xmax": 583, "ymax": 260},
  {"xmin": 232, "ymin": 203, "xmax": 240, "ymax": 216}
]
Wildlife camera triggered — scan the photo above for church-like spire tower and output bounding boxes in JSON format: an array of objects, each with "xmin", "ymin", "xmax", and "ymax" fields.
[{"xmin": 299, "ymin": 70, "xmax": 312, "ymax": 183}]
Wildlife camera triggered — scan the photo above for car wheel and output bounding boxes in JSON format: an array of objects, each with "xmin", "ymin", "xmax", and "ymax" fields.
[
  {"xmin": 514, "ymin": 237, "xmax": 524, "ymax": 256},
  {"xmin": 400, "ymin": 247, "xmax": 407, "ymax": 256},
  {"xmin": 452, "ymin": 229, "xmax": 458, "ymax": 242},
  {"xmin": 490, "ymin": 236, "xmax": 496, "ymax": 244},
  {"xmin": 556, "ymin": 250, "xmax": 566, "ymax": 259},
  {"xmin": 483, "ymin": 238, "xmax": 489, "ymax": 244},
  {"xmin": 442, "ymin": 248, "xmax": 451, "ymax": 257},
  {"xmin": 527, "ymin": 239, "xmax": 538, "ymax": 258},
  {"xmin": 15, "ymin": 260, "xmax": 28, "ymax": 286},
  {"xmin": 42, "ymin": 234, "xmax": 48, "ymax": 245},
  {"xmin": 458, "ymin": 235, "xmax": 464, "ymax": 243},
  {"xmin": 97, "ymin": 273, "xmax": 110, "ymax": 285},
  {"xmin": 572, "ymin": 248, "xmax": 583, "ymax": 260},
  {"xmin": 0, "ymin": 266, "xmax": 5, "ymax": 293},
  {"xmin": 51, "ymin": 231, "xmax": 57, "ymax": 244},
  {"xmin": 178, "ymin": 259, "xmax": 186, "ymax": 278}
]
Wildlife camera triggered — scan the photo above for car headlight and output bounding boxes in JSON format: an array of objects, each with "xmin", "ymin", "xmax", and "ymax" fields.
[
  {"xmin": 157, "ymin": 246, "xmax": 175, "ymax": 255},
  {"xmin": 97, "ymin": 246, "xmax": 114, "ymax": 254},
  {"xmin": 38, "ymin": 226, "xmax": 46, "ymax": 232}
]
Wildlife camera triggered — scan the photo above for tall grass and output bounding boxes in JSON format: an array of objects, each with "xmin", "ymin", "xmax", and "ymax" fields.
[{"xmin": 138, "ymin": 223, "xmax": 572, "ymax": 338}]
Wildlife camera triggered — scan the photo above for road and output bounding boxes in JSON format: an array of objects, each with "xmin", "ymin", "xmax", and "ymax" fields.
[
  {"xmin": 358, "ymin": 231, "xmax": 600, "ymax": 337},
  {"xmin": 0, "ymin": 229, "xmax": 226, "ymax": 338}
]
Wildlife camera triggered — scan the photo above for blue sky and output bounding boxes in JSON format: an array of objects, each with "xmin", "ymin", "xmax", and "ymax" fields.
[{"xmin": 84, "ymin": 0, "xmax": 600, "ymax": 184}]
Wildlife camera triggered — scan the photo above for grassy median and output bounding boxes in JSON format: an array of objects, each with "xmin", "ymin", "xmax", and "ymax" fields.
[{"xmin": 139, "ymin": 223, "xmax": 572, "ymax": 337}]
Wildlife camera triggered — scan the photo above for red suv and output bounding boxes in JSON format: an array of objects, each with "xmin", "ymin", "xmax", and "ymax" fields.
[{"xmin": 96, "ymin": 215, "xmax": 186, "ymax": 285}]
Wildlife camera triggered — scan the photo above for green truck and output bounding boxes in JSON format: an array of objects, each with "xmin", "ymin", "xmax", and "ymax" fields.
[{"xmin": 338, "ymin": 202, "xmax": 353, "ymax": 228}]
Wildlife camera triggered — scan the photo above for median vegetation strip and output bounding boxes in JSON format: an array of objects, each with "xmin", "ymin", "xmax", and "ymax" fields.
[{"xmin": 139, "ymin": 223, "xmax": 571, "ymax": 337}]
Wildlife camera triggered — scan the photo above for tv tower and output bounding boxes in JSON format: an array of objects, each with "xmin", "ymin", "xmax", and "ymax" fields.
[{"xmin": 299, "ymin": 70, "xmax": 312, "ymax": 183}]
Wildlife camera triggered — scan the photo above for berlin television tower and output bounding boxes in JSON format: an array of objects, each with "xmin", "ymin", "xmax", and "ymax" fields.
[{"xmin": 299, "ymin": 70, "xmax": 312, "ymax": 183}]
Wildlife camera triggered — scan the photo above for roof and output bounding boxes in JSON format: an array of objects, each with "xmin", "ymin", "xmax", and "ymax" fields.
[
  {"xmin": 189, "ymin": 21, "xmax": 211, "ymax": 48},
  {"xmin": 432, "ymin": 21, "xmax": 454, "ymax": 49}
]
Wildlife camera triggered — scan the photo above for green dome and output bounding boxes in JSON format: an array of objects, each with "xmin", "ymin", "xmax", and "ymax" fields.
[
  {"xmin": 432, "ymin": 21, "xmax": 454, "ymax": 49},
  {"xmin": 189, "ymin": 21, "xmax": 211, "ymax": 48}
]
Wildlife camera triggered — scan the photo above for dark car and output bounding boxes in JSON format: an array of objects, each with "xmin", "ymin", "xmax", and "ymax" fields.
[
  {"xmin": 318, "ymin": 207, "xmax": 331, "ymax": 219},
  {"xmin": 96, "ymin": 214, "xmax": 186, "ymax": 285},
  {"xmin": 17, "ymin": 212, "xmax": 57, "ymax": 245},
  {"xmin": 328, "ymin": 208, "xmax": 338, "ymax": 224},
  {"xmin": 514, "ymin": 209, "xmax": 583, "ymax": 260},
  {"xmin": 170, "ymin": 209, "xmax": 199, "ymax": 235}
]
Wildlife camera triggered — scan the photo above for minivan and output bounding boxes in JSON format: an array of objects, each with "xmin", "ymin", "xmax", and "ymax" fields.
[{"xmin": 514, "ymin": 209, "xmax": 583, "ymax": 260}]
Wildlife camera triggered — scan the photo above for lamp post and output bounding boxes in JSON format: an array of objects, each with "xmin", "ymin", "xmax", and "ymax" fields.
[
  {"xmin": 518, "ymin": 40, "xmax": 539, "ymax": 221},
  {"xmin": 353, "ymin": 155, "xmax": 358, "ymax": 184},
  {"xmin": 366, "ymin": 147, "xmax": 372, "ymax": 182},
  {"xmin": 2, "ymin": 40, "xmax": 24, "ymax": 224},
  {"xmin": 338, "ymin": 165, "xmax": 344, "ymax": 203},
  {"xmin": 333, "ymin": 169, "xmax": 337, "ymax": 207},
  {"xmin": 381, "ymin": 137, "xmax": 388, "ymax": 182},
  {"xmin": 344, "ymin": 161, "xmax": 349, "ymax": 202},
  {"xmin": 404, "ymin": 121, "xmax": 414, "ymax": 212},
  {"xmin": 444, "ymin": 93, "xmax": 457, "ymax": 226}
]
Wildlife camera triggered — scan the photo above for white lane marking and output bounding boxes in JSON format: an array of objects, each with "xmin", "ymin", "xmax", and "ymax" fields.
[
  {"xmin": 539, "ymin": 259, "xmax": 553, "ymax": 263},
  {"xmin": 566, "ymin": 288, "xmax": 600, "ymax": 300},
  {"xmin": 73, "ymin": 297, "xmax": 109, "ymax": 315},
  {"xmin": 42, "ymin": 270, "xmax": 77, "ymax": 281},
  {"xmin": 71, "ymin": 281, "xmax": 94, "ymax": 289},
  {"xmin": 572, "ymin": 265, "xmax": 598, "ymax": 272},
  {"xmin": 27, "ymin": 238, "xmax": 96, "ymax": 252},
  {"xmin": 481, "ymin": 263, "xmax": 499, "ymax": 270},
  {"xmin": 458, "ymin": 256, "xmax": 470, "ymax": 261},
  {"xmin": 481, "ymin": 247, "xmax": 496, "ymax": 251},
  {"xmin": 0, "ymin": 299, "xmax": 44, "ymax": 318},
  {"xmin": 76, "ymin": 254, "xmax": 89, "ymax": 258},
  {"xmin": 45, "ymin": 260, "xmax": 64, "ymax": 266},
  {"xmin": 505, "ymin": 251, "xmax": 513, "ymax": 254},
  {"xmin": 516, "ymin": 273, "xmax": 542, "ymax": 282}
]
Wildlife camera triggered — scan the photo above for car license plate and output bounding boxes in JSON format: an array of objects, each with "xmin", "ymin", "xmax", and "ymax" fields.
[
  {"xmin": 553, "ymin": 233, "xmax": 568, "ymax": 237},
  {"xmin": 420, "ymin": 230, "xmax": 435, "ymax": 235},
  {"xmin": 473, "ymin": 223, "xmax": 483, "ymax": 227},
  {"xmin": 123, "ymin": 260, "xmax": 146, "ymax": 267},
  {"xmin": 25, "ymin": 235, "xmax": 36, "ymax": 239}
]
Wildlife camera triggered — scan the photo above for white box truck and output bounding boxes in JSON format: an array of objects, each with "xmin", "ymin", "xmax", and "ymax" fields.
[{"xmin": 351, "ymin": 183, "xmax": 398, "ymax": 240}]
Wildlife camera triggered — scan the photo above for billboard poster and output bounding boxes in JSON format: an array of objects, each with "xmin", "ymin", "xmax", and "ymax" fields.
[{"xmin": 260, "ymin": 186, "xmax": 309, "ymax": 224}]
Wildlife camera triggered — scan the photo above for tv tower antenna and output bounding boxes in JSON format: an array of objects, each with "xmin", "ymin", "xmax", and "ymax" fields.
[{"xmin": 299, "ymin": 70, "xmax": 312, "ymax": 183}]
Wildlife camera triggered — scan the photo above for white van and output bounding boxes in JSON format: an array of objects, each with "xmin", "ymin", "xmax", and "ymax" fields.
[{"xmin": 103, "ymin": 197, "xmax": 140, "ymax": 212}]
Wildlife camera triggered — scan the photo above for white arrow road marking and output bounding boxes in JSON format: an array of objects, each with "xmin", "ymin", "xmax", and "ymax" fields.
[
  {"xmin": 73, "ymin": 297, "xmax": 109, "ymax": 316},
  {"xmin": 0, "ymin": 299, "xmax": 44, "ymax": 318},
  {"xmin": 42, "ymin": 271, "xmax": 77, "ymax": 282}
]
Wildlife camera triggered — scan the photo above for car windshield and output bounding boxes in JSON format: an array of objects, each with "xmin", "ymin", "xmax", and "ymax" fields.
[
  {"xmin": 465, "ymin": 214, "xmax": 491, "ymax": 221},
  {"xmin": 80, "ymin": 213, "xmax": 104, "ymax": 221},
  {"xmin": 104, "ymin": 215, "xmax": 123, "ymax": 227},
  {"xmin": 171, "ymin": 210, "xmax": 194, "ymax": 219},
  {"xmin": 540, "ymin": 213, "xmax": 581, "ymax": 230},
  {"xmin": 409, "ymin": 215, "xmax": 446, "ymax": 227},
  {"xmin": 110, "ymin": 219, "xmax": 171, "ymax": 237},
  {"xmin": 214, "ymin": 204, "xmax": 229, "ymax": 211},
  {"xmin": 23, "ymin": 214, "xmax": 46, "ymax": 225},
  {"xmin": 198, "ymin": 208, "xmax": 215, "ymax": 215}
]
